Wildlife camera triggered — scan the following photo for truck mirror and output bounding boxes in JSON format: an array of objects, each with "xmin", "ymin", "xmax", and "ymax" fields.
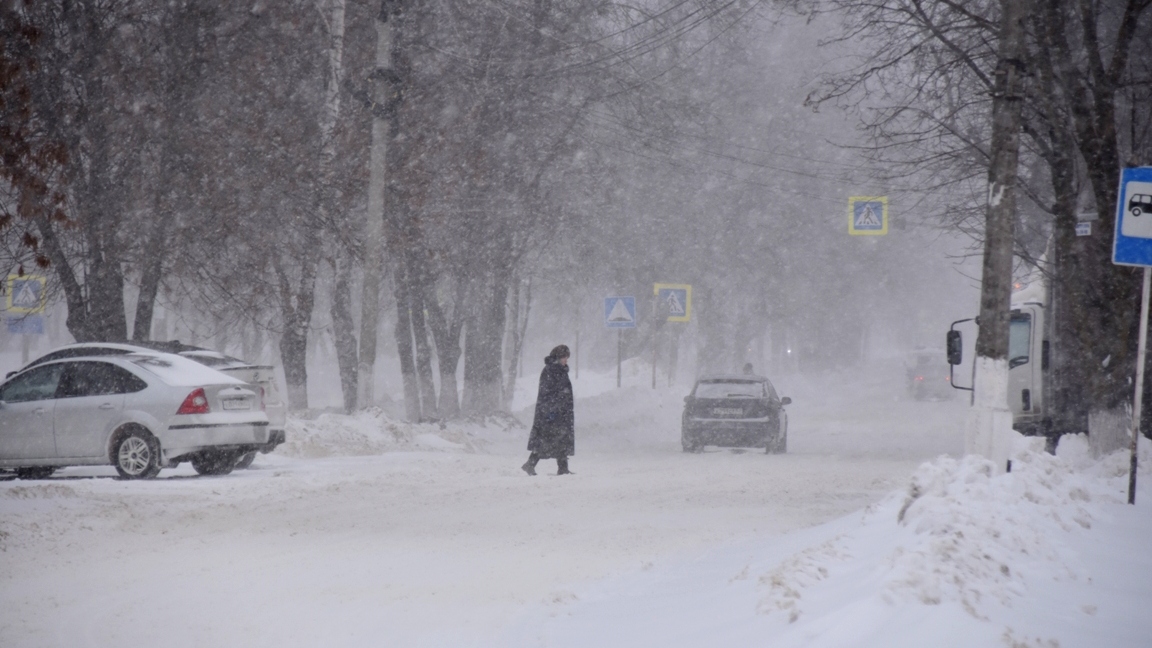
[{"xmin": 946, "ymin": 330, "xmax": 962, "ymax": 365}]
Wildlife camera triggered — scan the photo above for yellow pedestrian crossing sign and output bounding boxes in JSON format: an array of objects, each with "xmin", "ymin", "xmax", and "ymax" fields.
[
  {"xmin": 7, "ymin": 274, "xmax": 47, "ymax": 314},
  {"xmin": 849, "ymin": 196, "xmax": 888, "ymax": 235}
]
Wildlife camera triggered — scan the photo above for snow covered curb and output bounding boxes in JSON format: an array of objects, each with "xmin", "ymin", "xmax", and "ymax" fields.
[{"xmin": 278, "ymin": 408, "xmax": 525, "ymax": 458}]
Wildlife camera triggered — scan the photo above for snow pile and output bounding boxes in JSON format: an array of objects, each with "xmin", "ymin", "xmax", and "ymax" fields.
[
  {"xmin": 768, "ymin": 439, "xmax": 1149, "ymax": 626},
  {"xmin": 278, "ymin": 408, "xmax": 519, "ymax": 458},
  {"xmin": 527, "ymin": 438, "xmax": 1152, "ymax": 647},
  {"xmin": 885, "ymin": 451, "xmax": 1093, "ymax": 617}
]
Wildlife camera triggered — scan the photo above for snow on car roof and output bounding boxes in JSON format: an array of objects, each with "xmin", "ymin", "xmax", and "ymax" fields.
[{"xmin": 124, "ymin": 352, "xmax": 246, "ymax": 387}]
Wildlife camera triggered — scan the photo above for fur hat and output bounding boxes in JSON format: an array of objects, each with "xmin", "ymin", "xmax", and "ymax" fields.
[{"xmin": 548, "ymin": 344, "xmax": 571, "ymax": 359}]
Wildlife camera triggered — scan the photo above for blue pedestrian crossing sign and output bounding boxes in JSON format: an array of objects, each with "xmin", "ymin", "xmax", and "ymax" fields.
[
  {"xmin": 6, "ymin": 274, "xmax": 46, "ymax": 314},
  {"xmin": 604, "ymin": 296, "xmax": 636, "ymax": 328},
  {"xmin": 1112, "ymin": 167, "xmax": 1152, "ymax": 267},
  {"xmin": 849, "ymin": 196, "xmax": 888, "ymax": 235},
  {"xmin": 654, "ymin": 283, "xmax": 691, "ymax": 322}
]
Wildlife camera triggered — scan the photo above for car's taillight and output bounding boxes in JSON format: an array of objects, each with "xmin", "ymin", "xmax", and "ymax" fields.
[
  {"xmin": 177, "ymin": 388, "xmax": 210, "ymax": 415},
  {"xmin": 259, "ymin": 386, "xmax": 266, "ymax": 411}
]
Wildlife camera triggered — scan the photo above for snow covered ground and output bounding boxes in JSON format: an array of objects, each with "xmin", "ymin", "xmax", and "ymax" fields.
[{"xmin": 2, "ymin": 359, "xmax": 1149, "ymax": 647}]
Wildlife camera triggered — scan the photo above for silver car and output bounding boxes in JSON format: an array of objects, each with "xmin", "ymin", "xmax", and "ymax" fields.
[
  {"xmin": 0, "ymin": 352, "xmax": 270, "ymax": 479},
  {"xmin": 10, "ymin": 341, "xmax": 287, "ymax": 467}
]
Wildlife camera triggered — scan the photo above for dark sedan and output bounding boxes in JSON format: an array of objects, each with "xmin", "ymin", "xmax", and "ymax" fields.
[{"xmin": 681, "ymin": 374, "xmax": 791, "ymax": 453}]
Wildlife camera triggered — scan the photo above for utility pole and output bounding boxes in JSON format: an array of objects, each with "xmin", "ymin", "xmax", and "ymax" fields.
[
  {"xmin": 356, "ymin": 1, "xmax": 401, "ymax": 408},
  {"xmin": 970, "ymin": 0, "xmax": 1032, "ymax": 472}
]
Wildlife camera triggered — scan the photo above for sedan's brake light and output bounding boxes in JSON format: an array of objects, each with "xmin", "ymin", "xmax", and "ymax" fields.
[{"xmin": 177, "ymin": 388, "xmax": 210, "ymax": 415}]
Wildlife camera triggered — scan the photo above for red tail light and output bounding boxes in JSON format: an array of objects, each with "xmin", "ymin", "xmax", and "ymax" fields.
[{"xmin": 177, "ymin": 388, "xmax": 210, "ymax": 415}]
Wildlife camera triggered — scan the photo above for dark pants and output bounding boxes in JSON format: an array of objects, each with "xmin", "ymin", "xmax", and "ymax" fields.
[{"xmin": 527, "ymin": 452, "xmax": 569, "ymax": 473}]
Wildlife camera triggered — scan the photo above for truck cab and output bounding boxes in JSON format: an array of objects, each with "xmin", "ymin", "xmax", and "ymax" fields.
[
  {"xmin": 1007, "ymin": 300, "xmax": 1049, "ymax": 434},
  {"xmin": 947, "ymin": 279, "xmax": 1051, "ymax": 436}
]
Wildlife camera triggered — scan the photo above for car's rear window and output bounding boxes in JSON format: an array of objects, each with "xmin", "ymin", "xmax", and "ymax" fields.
[{"xmin": 694, "ymin": 380, "xmax": 765, "ymax": 398}]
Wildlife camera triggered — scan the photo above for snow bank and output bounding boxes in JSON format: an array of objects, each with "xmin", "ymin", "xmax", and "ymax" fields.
[
  {"xmin": 277, "ymin": 408, "xmax": 522, "ymax": 458},
  {"xmin": 526, "ymin": 437, "xmax": 1152, "ymax": 647}
]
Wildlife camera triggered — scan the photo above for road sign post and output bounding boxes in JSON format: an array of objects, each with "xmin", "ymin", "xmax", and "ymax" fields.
[
  {"xmin": 1112, "ymin": 166, "xmax": 1152, "ymax": 504},
  {"xmin": 605, "ymin": 296, "xmax": 636, "ymax": 388}
]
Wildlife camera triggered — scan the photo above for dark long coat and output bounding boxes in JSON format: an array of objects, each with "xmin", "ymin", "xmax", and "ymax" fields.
[{"xmin": 527, "ymin": 356, "xmax": 575, "ymax": 458}]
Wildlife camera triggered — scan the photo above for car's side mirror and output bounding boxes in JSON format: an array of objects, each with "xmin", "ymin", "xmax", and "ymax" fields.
[
  {"xmin": 780, "ymin": 396, "xmax": 791, "ymax": 406},
  {"xmin": 946, "ymin": 330, "xmax": 963, "ymax": 365},
  {"xmin": 683, "ymin": 395, "xmax": 691, "ymax": 403}
]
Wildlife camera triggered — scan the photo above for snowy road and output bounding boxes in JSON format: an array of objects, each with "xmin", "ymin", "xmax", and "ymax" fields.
[{"xmin": 1, "ymin": 366, "xmax": 968, "ymax": 647}]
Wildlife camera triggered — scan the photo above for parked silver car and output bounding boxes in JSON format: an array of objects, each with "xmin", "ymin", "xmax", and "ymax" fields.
[
  {"xmin": 0, "ymin": 352, "xmax": 270, "ymax": 479},
  {"xmin": 11, "ymin": 341, "xmax": 286, "ymax": 467}
]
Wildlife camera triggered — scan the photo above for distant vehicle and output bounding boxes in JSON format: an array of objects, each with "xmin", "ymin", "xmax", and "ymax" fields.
[
  {"xmin": 906, "ymin": 349, "xmax": 954, "ymax": 400},
  {"xmin": 1129, "ymin": 194, "xmax": 1152, "ymax": 217},
  {"xmin": 13, "ymin": 341, "xmax": 286, "ymax": 467},
  {"xmin": 681, "ymin": 374, "xmax": 791, "ymax": 453},
  {"xmin": 0, "ymin": 352, "xmax": 269, "ymax": 479}
]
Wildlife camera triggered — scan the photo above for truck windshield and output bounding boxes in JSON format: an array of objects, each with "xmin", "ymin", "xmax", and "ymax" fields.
[{"xmin": 1009, "ymin": 314, "xmax": 1031, "ymax": 368}]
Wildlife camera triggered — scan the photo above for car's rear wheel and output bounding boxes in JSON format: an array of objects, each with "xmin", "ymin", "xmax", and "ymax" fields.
[
  {"xmin": 14, "ymin": 466, "xmax": 55, "ymax": 480},
  {"xmin": 191, "ymin": 449, "xmax": 240, "ymax": 476},
  {"xmin": 233, "ymin": 451, "xmax": 257, "ymax": 470},
  {"xmin": 681, "ymin": 429, "xmax": 701, "ymax": 453},
  {"xmin": 1134, "ymin": 207, "xmax": 1144, "ymax": 218},
  {"xmin": 766, "ymin": 421, "xmax": 787, "ymax": 454},
  {"xmin": 113, "ymin": 427, "xmax": 162, "ymax": 479}
]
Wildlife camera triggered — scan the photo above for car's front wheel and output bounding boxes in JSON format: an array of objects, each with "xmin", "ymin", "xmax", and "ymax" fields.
[
  {"xmin": 1133, "ymin": 207, "xmax": 1144, "ymax": 218},
  {"xmin": 113, "ymin": 427, "xmax": 162, "ymax": 479},
  {"xmin": 191, "ymin": 449, "xmax": 240, "ymax": 476}
]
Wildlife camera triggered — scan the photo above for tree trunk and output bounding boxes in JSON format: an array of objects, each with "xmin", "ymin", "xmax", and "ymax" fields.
[
  {"xmin": 1041, "ymin": 0, "xmax": 1144, "ymax": 416},
  {"xmin": 392, "ymin": 256, "xmax": 422, "ymax": 421},
  {"xmin": 503, "ymin": 276, "xmax": 531, "ymax": 410},
  {"xmin": 462, "ymin": 262, "xmax": 512, "ymax": 416},
  {"xmin": 331, "ymin": 253, "xmax": 359, "ymax": 413},
  {"xmin": 425, "ymin": 281, "xmax": 464, "ymax": 418},
  {"xmin": 408, "ymin": 258, "xmax": 438, "ymax": 419},
  {"xmin": 357, "ymin": 4, "xmax": 398, "ymax": 409},
  {"xmin": 969, "ymin": 0, "xmax": 1031, "ymax": 469}
]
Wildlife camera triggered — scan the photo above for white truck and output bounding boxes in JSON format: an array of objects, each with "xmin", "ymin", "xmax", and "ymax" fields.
[{"xmin": 946, "ymin": 277, "xmax": 1052, "ymax": 437}]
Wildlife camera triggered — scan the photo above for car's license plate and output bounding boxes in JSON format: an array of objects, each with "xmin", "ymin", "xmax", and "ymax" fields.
[
  {"xmin": 713, "ymin": 407, "xmax": 743, "ymax": 417},
  {"xmin": 222, "ymin": 399, "xmax": 250, "ymax": 411}
]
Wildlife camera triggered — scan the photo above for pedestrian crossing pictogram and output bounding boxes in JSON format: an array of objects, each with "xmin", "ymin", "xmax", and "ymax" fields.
[
  {"xmin": 849, "ymin": 196, "xmax": 888, "ymax": 235},
  {"xmin": 6, "ymin": 274, "xmax": 46, "ymax": 313}
]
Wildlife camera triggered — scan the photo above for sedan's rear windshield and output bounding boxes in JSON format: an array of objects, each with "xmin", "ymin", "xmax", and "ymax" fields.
[{"xmin": 694, "ymin": 380, "xmax": 765, "ymax": 398}]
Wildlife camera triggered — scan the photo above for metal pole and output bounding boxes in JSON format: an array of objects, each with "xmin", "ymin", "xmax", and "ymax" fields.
[
  {"xmin": 1128, "ymin": 266, "xmax": 1150, "ymax": 504},
  {"xmin": 652, "ymin": 330, "xmax": 657, "ymax": 389},
  {"xmin": 617, "ymin": 329, "xmax": 622, "ymax": 388}
]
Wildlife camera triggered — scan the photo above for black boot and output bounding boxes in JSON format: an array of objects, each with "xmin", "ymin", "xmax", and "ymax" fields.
[
  {"xmin": 522, "ymin": 453, "xmax": 539, "ymax": 476},
  {"xmin": 557, "ymin": 456, "xmax": 573, "ymax": 475}
]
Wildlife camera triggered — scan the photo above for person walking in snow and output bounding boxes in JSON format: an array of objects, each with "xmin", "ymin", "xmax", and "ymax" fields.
[{"xmin": 522, "ymin": 344, "xmax": 575, "ymax": 476}]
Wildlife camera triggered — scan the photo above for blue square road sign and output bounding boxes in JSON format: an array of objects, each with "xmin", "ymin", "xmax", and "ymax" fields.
[{"xmin": 1113, "ymin": 167, "xmax": 1152, "ymax": 267}]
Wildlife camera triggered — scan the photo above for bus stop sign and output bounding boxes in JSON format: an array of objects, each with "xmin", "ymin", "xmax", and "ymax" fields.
[{"xmin": 1113, "ymin": 166, "xmax": 1152, "ymax": 267}]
